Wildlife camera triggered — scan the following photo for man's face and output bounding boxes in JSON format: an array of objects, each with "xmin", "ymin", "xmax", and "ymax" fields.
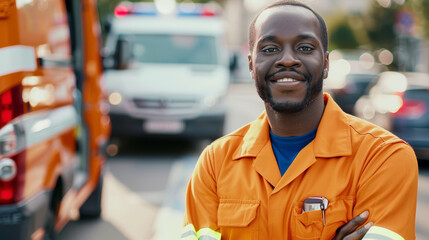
[{"xmin": 249, "ymin": 6, "xmax": 329, "ymax": 113}]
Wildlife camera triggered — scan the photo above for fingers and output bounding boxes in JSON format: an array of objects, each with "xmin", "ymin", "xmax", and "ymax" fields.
[
  {"xmin": 341, "ymin": 211, "xmax": 369, "ymax": 233},
  {"xmin": 334, "ymin": 211, "xmax": 371, "ymax": 240},
  {"xmin": 343, "ymin": 222, "xmax": 373, "ymax": 240}
]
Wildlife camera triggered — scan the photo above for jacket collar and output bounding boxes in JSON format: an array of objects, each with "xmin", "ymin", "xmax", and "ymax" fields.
[
  {"xmin": 314, "ymin": 93, "xmax": 352, "ymax": 157},
  {"xmin": 232, "ymin": 93, "xmax": 352, "ymax": 161}
]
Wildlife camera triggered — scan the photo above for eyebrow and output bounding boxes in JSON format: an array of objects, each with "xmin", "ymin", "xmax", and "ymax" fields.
[
  {"xmin": 257, "ymin": 33, "xmax": 319, "ymax": 46},
  {"xmin": 296, "ymin": 33, "xmax": 318, "ymax": 41},
  {"xmin": 258, "ymin": 35, "xmax": 277, "ymax": 45}
]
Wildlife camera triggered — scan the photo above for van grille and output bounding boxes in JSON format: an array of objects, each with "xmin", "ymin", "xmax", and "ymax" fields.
[{"xmin": 133, "ymin": 98, "xmax": 198, "ymax": 109}]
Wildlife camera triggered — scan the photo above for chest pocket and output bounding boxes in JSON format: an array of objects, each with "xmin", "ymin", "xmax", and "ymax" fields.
[
  {"xmin": 217, "ymin": 199, "xmax": 260, "ymax": 240},
  {"xmin": 292, "ymin": 196, "xmax": 354, "ymax": 240}
]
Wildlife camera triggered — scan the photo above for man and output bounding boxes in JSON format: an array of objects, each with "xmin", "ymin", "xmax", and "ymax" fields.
[{"xmin": 182, "ymin": 1, "xmax": 418, "ymax": 239}]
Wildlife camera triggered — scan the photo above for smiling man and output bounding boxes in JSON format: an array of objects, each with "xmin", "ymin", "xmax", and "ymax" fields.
[{"xmin": 182, "ymin": 1, "xmax": 418, "ymax": 239}]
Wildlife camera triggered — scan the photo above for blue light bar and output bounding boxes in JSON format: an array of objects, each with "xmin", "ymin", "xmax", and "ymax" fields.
[
  {"xmin": 114, "ymin": 2, "xmax": 219, "ymax": 18},
  {"xmin": 132, "ymin": 3, "xmax": 158, "ymax": 16}
]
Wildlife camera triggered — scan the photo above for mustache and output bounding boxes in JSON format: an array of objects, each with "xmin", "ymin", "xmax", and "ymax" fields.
[{"xmin": 265, "ymin": 68, "xmax": 310, "ymax": 81}]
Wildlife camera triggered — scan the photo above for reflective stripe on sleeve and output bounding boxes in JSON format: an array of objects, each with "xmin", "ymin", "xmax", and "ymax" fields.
[
  {"xmin": 362, "ymin": 226, "xmax": 405, "ymax": 240},
  {"xmin": 181, "ymin": 224, "xmax": 197, "ymax": 240},
  {"xmin": 197, "ymin": 228, "xmax": 221, "ymax": 240}
]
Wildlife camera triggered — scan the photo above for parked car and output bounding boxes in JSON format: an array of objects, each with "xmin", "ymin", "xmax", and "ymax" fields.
[
  {"xmin": 354, "ymin": 71, "xmax": 429, "ymax": 160},
  {"xmin": 324, "ymin": 50, "xmax": 386, "ymax": 114},
  {"xmin": 330, "ymin": 73, "xmax": 378, "ymax": 114}
]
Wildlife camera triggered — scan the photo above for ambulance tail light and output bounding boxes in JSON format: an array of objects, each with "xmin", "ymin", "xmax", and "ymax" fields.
[
  {"xmin": 0, "ymin": 85, "xmax": 25, "ymax": 204},
  {"xmin": 0, "ymin": 91, "xmax": 13, "ymax": 129},
  {"xmin": 0, "ymin": 120, "xmax": 25, "ymax": 204},
  {"xmin": 0, "ymin": 158, "xmax": 17, "ymax": 203},
  {"xmin": 0, "ymin": 85, "xmax": 24, "ymax": 129},
  {"xmin": 0, "ymin": 153, "xmax": 25, "ymax": 204}
]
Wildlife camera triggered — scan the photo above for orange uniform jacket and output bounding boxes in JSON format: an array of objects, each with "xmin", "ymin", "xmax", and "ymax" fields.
[{"xmin": 184, "ymin": 94, "xmax": 418, "ymax": 239}]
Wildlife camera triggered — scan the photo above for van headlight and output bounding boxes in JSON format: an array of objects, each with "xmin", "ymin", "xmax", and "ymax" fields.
[
  {"xmin": 203, "ymin": 96, "xmax": 218, "ymax": 107},
  {"xmin": 108, "ymin": 92, "xmax": 123, "ymax": 105}
]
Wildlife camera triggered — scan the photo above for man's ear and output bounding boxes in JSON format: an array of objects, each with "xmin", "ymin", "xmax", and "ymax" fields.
[
  {"xmin": 323, "ymin": 51, "xmax": 329, "ymax": 79},
  {"xmin": 248, "ymin": 53, "xmax": 254, "ymax": 79}
]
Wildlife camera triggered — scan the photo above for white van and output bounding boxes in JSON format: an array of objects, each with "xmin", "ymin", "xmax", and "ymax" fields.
[{"xmin": 102, "ymin": 2, "xmax": 231, "ymax": 140}]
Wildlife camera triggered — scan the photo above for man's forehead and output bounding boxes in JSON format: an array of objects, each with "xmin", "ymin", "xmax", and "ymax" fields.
[{"xmin": 254, "ymin": 5, "xmax": 319, "ymax": 33}]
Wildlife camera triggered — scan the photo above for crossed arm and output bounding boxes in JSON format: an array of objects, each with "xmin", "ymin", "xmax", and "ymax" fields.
[{"xmin": 333, "ymin": 211, "xmax": 372, "ymax": 240}]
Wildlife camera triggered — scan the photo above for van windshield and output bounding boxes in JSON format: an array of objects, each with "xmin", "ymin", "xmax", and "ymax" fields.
[{"xmin": 120, "ymin": 34, "xmax": 218, "ymax": 65}]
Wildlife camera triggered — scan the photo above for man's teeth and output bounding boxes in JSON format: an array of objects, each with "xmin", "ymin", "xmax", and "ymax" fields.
[{"xmin": 276, "ymin": 78, "xmax": 298, "ymax": 82}]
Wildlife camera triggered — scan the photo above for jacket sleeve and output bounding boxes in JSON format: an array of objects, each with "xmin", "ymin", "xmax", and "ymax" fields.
[
  {"xmin": 183, "ymin": 145, "xmax": 221, "ymax": 236},
  {"xmin": 354, "ymin": 141, "xmax": 418, "ymax": 240}
]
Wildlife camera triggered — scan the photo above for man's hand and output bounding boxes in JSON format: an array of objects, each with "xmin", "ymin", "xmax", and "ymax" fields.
[{"xmin": 333, "ymin": 211, "xmax": 373, "ymax": 240}]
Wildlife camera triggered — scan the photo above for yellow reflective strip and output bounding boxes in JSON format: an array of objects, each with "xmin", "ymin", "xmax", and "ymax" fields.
[
  {"xmin": 181, "ymin": 224, "xmax": 197, "ymax": 240},
  {"xmin": 182, "ymin": 224, "xmax": 196, "ymax": 233},
  {"xmin": 363, "ymin": 226, "xmax": 405, "ymax": 240},
  {"xmin": 196, "ymin": 228, "xmax": 221, "ymax": 240}
]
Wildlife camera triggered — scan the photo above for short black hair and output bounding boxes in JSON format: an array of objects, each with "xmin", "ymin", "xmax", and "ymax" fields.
[{"xmin": 248, "ymin": 0, "xmax": 328, "ymax": 53}]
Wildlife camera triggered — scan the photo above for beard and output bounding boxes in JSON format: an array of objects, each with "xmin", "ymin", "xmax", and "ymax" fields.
[{"xmin": 256, "ymin": 71, "xmax": 324, "ymax": 113}]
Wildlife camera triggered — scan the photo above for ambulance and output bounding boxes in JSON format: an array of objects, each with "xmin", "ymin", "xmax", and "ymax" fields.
[
  {"xmin": 102, "ymin": 2, "xmax": 232, "ymax": 140},
  {"xmin": 0, "ymin": 0, "xmax": 110, "ymax": 239}
]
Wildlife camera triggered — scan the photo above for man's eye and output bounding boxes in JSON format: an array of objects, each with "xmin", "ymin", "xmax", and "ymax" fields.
[
  {"xmin": 261, "ymin": 47, "xmax": 279, "ymax": 53},
  {"xmin": 298, "ymin": 46, "xmax": 314, "ymax": 53}
]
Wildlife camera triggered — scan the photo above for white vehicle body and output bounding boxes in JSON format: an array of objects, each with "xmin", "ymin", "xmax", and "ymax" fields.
[{"xmin": 103, "ymin": 5, "xmax": 230, "ymax": 139}]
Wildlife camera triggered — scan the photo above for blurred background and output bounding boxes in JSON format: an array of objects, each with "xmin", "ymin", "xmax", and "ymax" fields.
[{"xmin": 59, "ymin": 0, "xmax": 429, "ymax": 239}]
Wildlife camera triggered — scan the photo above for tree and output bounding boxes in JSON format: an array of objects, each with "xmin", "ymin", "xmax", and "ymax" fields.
[
  {"xmin": 408, "ymin": 0, "xmax": 429, "ymax": 39},
  {"xmin": 364, "ymin": 1, "xmax": 399, "ymax": 53},
  {"xmin": 362, "ymin": 0, "xmax": 429, "ymax": 70},
  {"xmin": 326, "ymin": 13, "xmax": 361, "ymax": 50}
]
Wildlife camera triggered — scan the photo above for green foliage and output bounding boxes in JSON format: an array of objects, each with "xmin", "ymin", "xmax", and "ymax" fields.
[
  {"xmin": 326, "ymin": 13, "xmax": 370, "ymax": 52},
  {"xmin": 409, "ymin": 0, "xmax": 429, "ymax": 39},
  {"xmin": 360, "ymin": 0, "xmax": 429, "ymax": 70},
  {"xmin": 329, "ymin": 20, "xmax": 360, "ymax": 50},
  {"xmin": 364, "ymin": 1, "xmax": 399, "ymax": 52}
]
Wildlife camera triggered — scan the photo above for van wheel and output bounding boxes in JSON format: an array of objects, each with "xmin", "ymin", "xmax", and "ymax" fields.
[{"xmin": 79, "ymin": 175, "xmax": 103, "ymax": 219}]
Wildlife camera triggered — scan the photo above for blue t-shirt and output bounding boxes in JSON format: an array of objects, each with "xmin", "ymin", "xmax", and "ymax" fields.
[{"xmin": 270, "ymin": 128, "xmax": 317, "ymax": 175}]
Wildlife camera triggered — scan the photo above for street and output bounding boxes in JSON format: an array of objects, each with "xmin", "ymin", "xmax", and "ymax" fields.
[{"xmin": 60, "ymin": 83, "xmax": 429, "ymax": 240}]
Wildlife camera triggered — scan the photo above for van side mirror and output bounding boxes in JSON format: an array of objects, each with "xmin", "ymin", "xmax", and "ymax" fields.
[
  {"xmin": 229, "ymin": 52, "xmax": 238, "ymax": 72},
  {"xmin": 114, "ymin": 39, "xmax": 134, "ymax": 70},
  {"xmin": 103, "ymin": 17, "xmax": 112, "ymax": 35}
]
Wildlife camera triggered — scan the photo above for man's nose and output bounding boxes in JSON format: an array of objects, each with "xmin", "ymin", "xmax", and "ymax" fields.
[{"xmin": 274, "ymin": 48, "xmax": 301, "ymax": 68}]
